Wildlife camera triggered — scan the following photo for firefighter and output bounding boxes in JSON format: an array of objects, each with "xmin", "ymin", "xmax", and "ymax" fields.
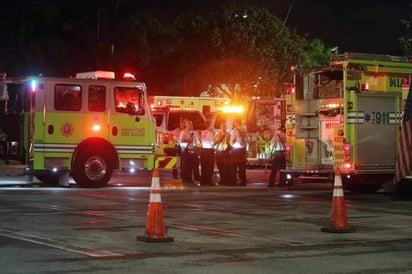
[
  {"xmin": 171, "ymin": 118, "xmax": 186, "ymax": 179},
  {"xmin": 215, "ymin": 122, "xmax": 231, "ymax": 185},
  {"xmin": 257, "ymin": 127, "xmax": 273, "ymax": 158},
  {"xmin": 268, "ymin": 127, "xmax": 287, "ymax": 187},
  {"xmin": 200, "ymin": 120, "xmax": 216, "ymax": 185},
  {"xmin": 0, "ymin": 128, "xmax": 7, "ymax": 163},
  {"xmin": 179, "ymin": 119, "xmax": 201, "ymax": 184},
  {"xmin": 229, "ymin": 118, "xmax": 247, "ymax": 186}
]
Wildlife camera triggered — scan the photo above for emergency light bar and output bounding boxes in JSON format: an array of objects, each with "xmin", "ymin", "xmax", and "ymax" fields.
[
  {"xmin": 76, "ymin": 71, "xmax": 115, "ymax": 80},
  {"xmin": 219, "ymin": 105, "xmax": 244, "ymax": 113}
]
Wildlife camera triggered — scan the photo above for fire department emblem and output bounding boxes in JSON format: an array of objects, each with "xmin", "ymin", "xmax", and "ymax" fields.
[{"xmin": 61, "ymin": 122, "xmax": 74, "ymax": 137}]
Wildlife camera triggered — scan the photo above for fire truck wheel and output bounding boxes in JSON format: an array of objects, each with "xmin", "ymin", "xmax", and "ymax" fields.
[
  {"xmin": 342, "ymin": 174, "xmax": 385, "ymax": 193},
  {"xmin": 72, "ymin": 150, "xmax": 114, "ymax": 188}
]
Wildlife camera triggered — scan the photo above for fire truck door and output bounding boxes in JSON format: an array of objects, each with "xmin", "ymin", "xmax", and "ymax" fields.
[
  {"xmin": 108, "ymin": 85, "xmax": 152, "ymax": 151},
  {"xmin": 356, "ymin": 94, "xmax": 399, "ymax": 168},
  {"xmin": 44, "ymin": 82, "xmax": 84, "ymax": 147}
]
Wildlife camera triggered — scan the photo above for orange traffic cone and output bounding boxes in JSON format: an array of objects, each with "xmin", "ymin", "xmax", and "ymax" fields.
[
  {"xmin": 321, "ymin": 167, "xmax": 356, "ymax": 233},
  {"xmin": 137, "ymin": 169, "xmax": 174, "ymax": 242}
]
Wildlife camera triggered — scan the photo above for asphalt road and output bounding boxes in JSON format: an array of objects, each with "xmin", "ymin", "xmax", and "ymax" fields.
[{"xmin": 0, "ymin": 169, "xmax": 411, "ymax": 274}]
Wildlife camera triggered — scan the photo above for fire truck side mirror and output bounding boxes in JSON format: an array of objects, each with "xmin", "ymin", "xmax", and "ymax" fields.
[{"xmin": 136, "ymin": 107, "xmax": 145, "ymax": 116}]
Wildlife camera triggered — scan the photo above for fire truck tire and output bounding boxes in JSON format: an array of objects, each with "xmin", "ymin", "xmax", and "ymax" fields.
[
  {"xmin": 342, "ymin": 174, "xmax": 386, "ymax": 193},
  {"xmin": 72, "ymin": 149, "xmax": 114, "ymax": 188}
]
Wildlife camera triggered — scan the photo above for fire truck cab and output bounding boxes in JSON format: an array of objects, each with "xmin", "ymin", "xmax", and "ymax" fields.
[
  {"xmin": 0, "ymin": 71, "xmax": 156, "ymax": 187},
  {"xmin": 284, "ymin": 53, "xmax": 412, "ymax": 192}
]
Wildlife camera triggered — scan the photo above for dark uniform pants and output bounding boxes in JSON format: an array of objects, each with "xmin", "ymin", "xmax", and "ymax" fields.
[
  {"xmin": 269, "ymin": 151, "xmax": 286, "ymax": 186},
  {"xmin": 216, "ymin": 150, "xmax": 231, "ymax": 185},
  {"xmin": 181, "ymin": 149, "xmax": 200, "ymax": 183},
  {"xmin": 230, "ymin": 147, "xmax": 247, "ymax": 185},
  {"xmin": 200, "ymin": 148, "xmax": 215, "ymax": 185}
]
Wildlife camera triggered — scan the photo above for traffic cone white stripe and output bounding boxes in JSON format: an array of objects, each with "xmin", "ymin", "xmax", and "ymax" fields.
[
  {"xmin": 149, "ymin": 193, "xmax": 162, "ymax": 203},
  {"xmin": 333, "ymin": 187, "xmax": 344, "ymax": 197}
]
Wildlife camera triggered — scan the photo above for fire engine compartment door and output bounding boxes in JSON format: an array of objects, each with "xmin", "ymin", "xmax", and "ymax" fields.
[
  {"xmin": 356, "ymin": 93, "xmax": 399, "ymax": 169},
  {"xmin": 319, "ymin": 115, "xmax": 342, "ymax": 165}
]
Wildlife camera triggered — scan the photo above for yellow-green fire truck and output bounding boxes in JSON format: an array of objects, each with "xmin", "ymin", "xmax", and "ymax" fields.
[
  {"xmin": 0, "ymin": 71, "xmax": 156, "ymax": 187},
  {"xmin": 284, "ymin": 52, "xmax": 412, "ymax": 192}
]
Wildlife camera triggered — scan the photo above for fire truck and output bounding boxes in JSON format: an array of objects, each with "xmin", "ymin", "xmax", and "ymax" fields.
[
  {"xmin": 284, "ymin": 52, "xmax": 412, "ymax": 192},
  {"xmin": 0, "ymin": 71, "xmax": 156, "ymax": 187}
]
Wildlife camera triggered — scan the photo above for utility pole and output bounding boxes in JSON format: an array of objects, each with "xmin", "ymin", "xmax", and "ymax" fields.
[{"xmin": 284, "ymin": 3, "xmax": 293, "ymax": 25}]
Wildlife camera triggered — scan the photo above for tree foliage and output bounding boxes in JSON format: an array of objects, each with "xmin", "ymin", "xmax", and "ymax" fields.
[
  {"xmin": 172, "ymin": 6, "xmax": 310, "ymax": 99},
  {"xmin": 399, "ymin": 4, "xmax": 412, "ymax": 56}
]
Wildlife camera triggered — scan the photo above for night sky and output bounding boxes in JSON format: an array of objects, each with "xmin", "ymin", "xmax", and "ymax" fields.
[
  {"xmin": 141, "ymin": 0, "xmax": 412, "ymax": 55},
  {"xmin": 1, "ymin": 0, "xmax": 411, "ymax": 78}
]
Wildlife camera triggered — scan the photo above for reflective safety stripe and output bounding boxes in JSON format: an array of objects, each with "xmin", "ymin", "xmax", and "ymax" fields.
[
  {"xmin": 33, "ymin": 143, "xmax": 76, "ymax": 153},
  {"xmin": 155, "ymin": 156, "xmax": 177, "ymax": 169},
  {"xmin": 151, "ymin": 176, "xmax": 160, "ymax": 185},
  {"xmin": 388, "ymin": 112, "xmax": 402, "ymax": 124},
  {"xmin": 333, "ymin": 188, "xmax": 344, "ymax": 197},
  {"xmin": 33, "ymin": 143, "xmax": 153, "ymax": 154},
  {"xmin": 149, "ymin": 193, "xmax": 162, "ymax": 203},
  {"xmin": 347, "ymin": 111, "xmax": 364, "ymax": 124},
  {"xmin": 114, "ymin": 145, "xmax": 154, "ymax": 154}
]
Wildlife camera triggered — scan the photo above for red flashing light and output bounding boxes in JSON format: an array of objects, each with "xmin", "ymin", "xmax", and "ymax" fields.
[
  {"xmin": 123, "ymin": 72, "xmax": 136, "ymax": 81},
  {"xmin": 361, "ymin": 83, "xmax": 369, "ymax": 91},
  {"xmin": 343, "ymin": 144, "xmax": 351, "ymax": 152},
  {"xmin": 112, "ymin": 126, "xmax": 118, "ymax": 136},
  {"xmin": 344, "ymin": 162, "xmax": 352, "ymax": 169},
  {"xmin": 404, "ymin": 76, "xmax": 410, "ymax": 87},
  {"xmin": 285, "ymin": 145, "xmax": 291, "ymax": 162}
]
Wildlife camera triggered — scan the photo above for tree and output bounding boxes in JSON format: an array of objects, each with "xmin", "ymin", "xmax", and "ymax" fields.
[
  {"xmin": 399, "ymin": 4, "xmax": 412, "ymax": 55},
  {"xmin": 172, "ymin": 5, "xmax": 320, "ymax": 100}
]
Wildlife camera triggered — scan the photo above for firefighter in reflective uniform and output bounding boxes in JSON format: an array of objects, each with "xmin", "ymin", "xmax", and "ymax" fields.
[
  {"xmin": 215, "ymin": 122, "xmax": 231, "ymax": 185},
  {"xmin": 200, "ymin": 120, "xmax": 215, "ymax": 185},
  {"xmin": 171, "ymin": 118, "xmax": 186, "ymax": 179},
  {"xmin": 257, "ymin": 127, "xmax": 273, "ymax": 158},
  {"xmin": 179, "ymin": 119, "xmax": 201, "ymax": 184},
  {"xmin": 268, "ymin": 128, "xmax": 287, "ymax": 187},
  {"xmin": 229, "ymin": 118, "xmax": 247, "ymax": 186}
]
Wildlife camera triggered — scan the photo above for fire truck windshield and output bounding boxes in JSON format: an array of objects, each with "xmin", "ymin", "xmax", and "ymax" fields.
[
  {"xmin": 114, "ymin": 87, "xmax": 143, "ymax": 114},
  {"xmin": 313, "ymin": 70, "xmax": 343, "ymax": 100}
]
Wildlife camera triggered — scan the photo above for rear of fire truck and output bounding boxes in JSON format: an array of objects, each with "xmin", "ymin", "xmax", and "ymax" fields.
[
  {"xmin": 284, "ymin": 53, "xmax": 412, "ymax": 193},
  {"xmin": 0, "ymin": 71, "xmax": 156, "ymax": 187}
]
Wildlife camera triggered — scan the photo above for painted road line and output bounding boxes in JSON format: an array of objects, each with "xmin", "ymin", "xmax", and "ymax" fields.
[
  {"xmin": 0, "ymin": 228, "xmax": 124, "ymax": 258},
  {"xmin": 169, "ymin": 223, "xmax": 241, "ymax": 237}
]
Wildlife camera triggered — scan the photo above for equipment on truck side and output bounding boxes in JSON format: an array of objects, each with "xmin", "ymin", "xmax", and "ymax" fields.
[
  {"xmin": 0, "ymin": 71, "xmax": 156, "ymax": 187},
  {"xmin": 284, "ymin": 52, "xmax": 412, "ymax": 193}
]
